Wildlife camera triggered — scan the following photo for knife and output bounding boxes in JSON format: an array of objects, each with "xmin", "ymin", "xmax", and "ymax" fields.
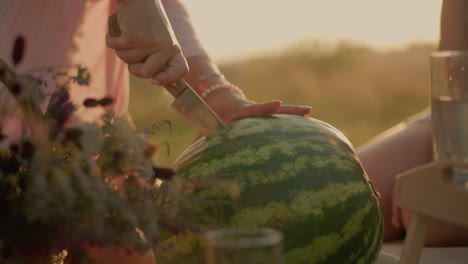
[{"xmin": 108, "ymin": 14, "xmax": 225, "ymax": 136}]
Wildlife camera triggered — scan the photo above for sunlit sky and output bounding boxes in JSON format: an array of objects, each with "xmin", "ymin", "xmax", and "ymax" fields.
[{"xmin": 181, "ymin": 0, "xmax": 442, "ymax": 62}]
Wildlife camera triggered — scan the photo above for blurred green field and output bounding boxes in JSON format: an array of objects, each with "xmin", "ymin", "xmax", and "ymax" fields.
[{"xmin": 129, "ymin": 41, "xmax": 436, "ymax": 167}]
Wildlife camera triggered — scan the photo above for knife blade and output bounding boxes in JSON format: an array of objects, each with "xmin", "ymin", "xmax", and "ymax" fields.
[
  {"xmin": 108, "ymin": 14, "xmax": 225, "ymax": 136},
  {"xmin": 164, "ymin": 80, "xmax": 225, "ymax": 135}
]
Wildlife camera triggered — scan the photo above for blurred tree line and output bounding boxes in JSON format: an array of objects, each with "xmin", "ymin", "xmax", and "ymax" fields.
[{"xmin": 129, "ymin": 41, "xmax": 436, "ymax": 167}]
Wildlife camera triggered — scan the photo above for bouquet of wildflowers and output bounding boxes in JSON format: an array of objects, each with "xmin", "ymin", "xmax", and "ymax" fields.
[{"xmin": 0, "ymin": 37, "xmax": 176, "ymax": 263}]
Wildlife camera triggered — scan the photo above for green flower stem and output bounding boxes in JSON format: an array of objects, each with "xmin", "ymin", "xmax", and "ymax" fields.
[
  {"xmin": 0, "ymin": 58, "xmax": 47, "ymax": 142},
  {"xmin": 0, "ymin": 58, "xmax": 17, "ymax": 89}
]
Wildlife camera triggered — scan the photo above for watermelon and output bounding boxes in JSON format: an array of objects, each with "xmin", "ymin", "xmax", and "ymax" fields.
[{"xmin": 156, "ymin": 114, "xmax": 383, "ymax": 264}]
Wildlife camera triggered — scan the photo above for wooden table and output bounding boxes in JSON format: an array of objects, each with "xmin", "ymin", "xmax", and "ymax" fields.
[{"xmin": 395, "ymin": 161, "xmax": 468, "ymax": 264}]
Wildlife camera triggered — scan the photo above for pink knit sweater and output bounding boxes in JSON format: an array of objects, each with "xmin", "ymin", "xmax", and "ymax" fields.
[{"xmin": 0, "ymin": 0, "xmax": 206, "ymax": 144}]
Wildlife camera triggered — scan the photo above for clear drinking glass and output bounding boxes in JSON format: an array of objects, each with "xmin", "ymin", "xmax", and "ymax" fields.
[
  {"xmin": 430, "ymin": 51, "xmax": 468, "ymax": 187},
  {"xmin": 204, "ymin": 228, "xmax": 284, "ymax": 264}
]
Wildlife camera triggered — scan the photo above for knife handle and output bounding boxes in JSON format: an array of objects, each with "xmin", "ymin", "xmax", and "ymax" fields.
[
  {"xmin": 109, "ymin": 14, "xmax": 188, "ymax": 97},
  {"xmin": 108, "ymin": 14, "xmax": 226, "ymax": 134}
]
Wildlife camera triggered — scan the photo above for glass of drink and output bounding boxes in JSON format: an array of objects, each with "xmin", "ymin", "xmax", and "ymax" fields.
[
  {"xmin": 204, "ymin": 227, "xmax": 284, "ymax": 264},
  {"xmin": 430, "ymin": 51, "xmax": 468, "ymax": 187}
]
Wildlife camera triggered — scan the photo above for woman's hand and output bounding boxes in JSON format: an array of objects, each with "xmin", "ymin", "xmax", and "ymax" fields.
[
  {"xmin": 107, "ymin": 0, "xmax": 188, "ymax": 85},
  {"xmin": 203, "ymin": 90, "xmax": 312, "ymax": 125}
]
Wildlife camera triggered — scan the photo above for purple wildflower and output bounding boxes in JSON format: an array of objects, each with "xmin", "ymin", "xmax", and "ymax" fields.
[
  {"xmin": 0, "ymin": 126, "xmax": 5, "ymax": 142},
  {"xmin": 48, "ymin": 121, "xmax": 63, "ymax": 139},
  {"xmin": 83, "ymin": 98, "xmax": 99, "ymax": 107},
  {"xmin": 11, "ymin": 82, "xmax": 22, "ymax": 95},
  {"xmin": 98, "ymin": 97, "xmax": 113, "ymax": 106},
  {"xmin": 12, "ymin": 35, "xmax": 25, "ymax": 66},
  {"xmin": 20, "ymin": 141, "xmax": 35, "ymax": 159},
  {"xmin": 73, "ymin": 66, "xmax": 90, "ymax": 86},
  {"xmin": 159, "ymin": 222, "xmax": 184, "ymax": 235},
  {"xmin": 57, "ymin": 102, "xmax": 76, "ymax": 125},
  {"xmin": 49, "ymin": 89, "xmax": 70, "ymax": 108},
  {"xmin": 9, "ymin": 144, "xmax": 19, "ymax": 154}
]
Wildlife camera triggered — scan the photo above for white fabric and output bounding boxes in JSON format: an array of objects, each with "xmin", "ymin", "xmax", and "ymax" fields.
[{"xmin": 381, "ymin": 241, "xmax": 468, "ymax": 264}]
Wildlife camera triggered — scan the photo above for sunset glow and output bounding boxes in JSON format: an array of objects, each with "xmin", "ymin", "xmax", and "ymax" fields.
[{"xmin": 182, "ymin": 0, "xmax": 442, "ymax": 62}]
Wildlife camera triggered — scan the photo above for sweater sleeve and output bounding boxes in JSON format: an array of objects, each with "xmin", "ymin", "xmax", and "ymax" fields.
[{"xmin": 162, "ymin": 0, "xmax": 209, "ymax": 58}]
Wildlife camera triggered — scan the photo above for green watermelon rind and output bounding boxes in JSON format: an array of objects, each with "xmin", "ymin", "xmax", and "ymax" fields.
[{"xmin": 162, "ymin": 114, "xmax": 383, "ymax": 264}]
